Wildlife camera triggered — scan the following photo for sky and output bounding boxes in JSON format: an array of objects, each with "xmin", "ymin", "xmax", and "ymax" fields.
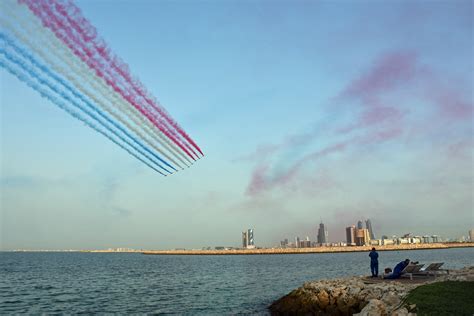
[{"xmin": 0, "ymin": 0, "xmax": 473, "ymax": 250}]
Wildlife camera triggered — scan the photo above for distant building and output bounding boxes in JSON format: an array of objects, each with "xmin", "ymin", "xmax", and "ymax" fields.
[
  {"xmin": 422, "ymin": 235, "xmax": 430, "ymax": 243},
  {"xmin": 299, "ymin": 240, "xmax": 311, "ymax": 248},
  {"xmin": 469, "ymin": 230, "xmax": 474, "ymax": 242},
  {"xmin": 399, "ymin": 238, "xmax": 410, "ymax": 244},
  {"xmin": 248, "ymin": 229, "xmax": 254, "ymax": 246},
  {"xmin": 370, "ymin": 239, "xmax": 381, "ymax": 246},
  {"xmin": 242, "ymin": 231, "xmax": 247, "ymax": 248},
  {"xmin": 357, "ymin": 220, "xmax": 363, "ymax": 229},
  {"xmin": 382, "ymin": 238, "xmax": 395, "ymax": 245},
  {"xmin": 355, "ymin": 228, "xmax": 371, "ymax": 246},
  {"xmin": 365, "ymin": 219, "xmax": 375, "ymax": 239},
  {"xmin": 295, "ymin": 236, "xmax": 301, "ymax": 248},
  {"xmin": 431, "ymin": 235, "xmax": 439, "ymax": 243},
  {"xmin": 242, "ymin": 228, "xmax": 255, "ymax": 249},
  {"xmin": 317, "ymin": 222, "xmax": 328, "ymax": 244},
  {"xmin": 346, "ymin": 225, "xmax": 356, "ymax": 246}
]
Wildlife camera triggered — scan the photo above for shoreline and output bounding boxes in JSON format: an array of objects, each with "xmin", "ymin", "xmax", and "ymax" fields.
[
  {"xmin": 141, "ymin": 243, "xmax": 474, "ymax": 256},
  {"xmin": 4, "ymin": 242, "xmax": 473, "ymax": 254},
  {"xmin": 269, "ymin": 266, "xmax": 474, "ymax": 315}
]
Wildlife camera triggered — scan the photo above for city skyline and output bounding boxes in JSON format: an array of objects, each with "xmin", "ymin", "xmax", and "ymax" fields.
[{"xmin": 1, "ymin": 0, "xmax": 473, "ymax": 250}]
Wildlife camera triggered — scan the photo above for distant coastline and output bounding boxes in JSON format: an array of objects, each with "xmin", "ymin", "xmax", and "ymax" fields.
[
  {"xmin": 5, "ymin": 242, "xmax": 473, "ymax": 254},
  {"xmin": 141, "ymin": 242, "xmax": 474, "ymax": 255}
]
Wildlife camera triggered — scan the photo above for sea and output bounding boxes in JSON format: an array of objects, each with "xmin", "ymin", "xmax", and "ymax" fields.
[{"xmin": 1, "ymin": 247, "xmax": 473, "ymax": 314}]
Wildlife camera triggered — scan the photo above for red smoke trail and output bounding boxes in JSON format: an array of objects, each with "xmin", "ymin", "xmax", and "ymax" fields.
[
  {"xmin": 51, "ymin": 0, "xmax": 203, "ymax": 157},
  {"xmin": 19, "ymin": 0, "xmax": 197, "ymax": 161}
]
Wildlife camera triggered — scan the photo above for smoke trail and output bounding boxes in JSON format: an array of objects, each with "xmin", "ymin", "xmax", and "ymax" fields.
[
  {"xmin": 20, "ymin": 0, "xmax": 199, "ymax": 161},
  {"xmin": 2, "ymin": 0, "xmax": 193, "ymax": 168},
  {"xmin": 0, "ymin": 5, "xmax": 188, "ymax": 169},
  {"xmin": 18, "ymin": 0, "xmax": 189, "ymax": 160},
  {"xmin": 0, "ymin": 33, "xmax": 174, "ymax": 174},
  {"xmin": 50, "ymin": 0, "xmax": 200, "ymax": 159},
  {"xmin": 0, "ymin": 55, "xmax": 167, "ymax": 176},
  {"xmin": 2, "ymin": 35, "xmax": 175, "ymax": 174},
  {"xmin": 51, "ymin": 0, "xmax": 204, "ymax": 157}
]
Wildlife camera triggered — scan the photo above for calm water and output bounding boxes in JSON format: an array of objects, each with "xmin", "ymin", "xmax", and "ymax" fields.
[{"xmin": 1, "ymin": 248, "xmax": 473, "ymax": 314}]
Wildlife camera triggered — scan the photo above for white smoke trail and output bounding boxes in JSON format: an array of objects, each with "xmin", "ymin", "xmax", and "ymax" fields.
[
  {"xmin": 50, "ymin": 0, "xmax": 202, "ymax": 158},
  {"xmin": 3, "ymin": 0, "xmax": 192, "ymax": 168},
  {"xmin": 0, "ymin": 39, "xmax": 168, "ymax": 175},
  {"xmin": 23, "ymin": 0, "xmax": 198, "ymax": 162},
  {"xmin": 2, "ymin": 0, "xmax": 193, "ymax": 167}
]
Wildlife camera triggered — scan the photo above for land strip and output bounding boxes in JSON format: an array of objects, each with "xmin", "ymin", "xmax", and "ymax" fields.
[{"xmin": 142, "ymin": 242, "xmax": 474, "ymax": 255}]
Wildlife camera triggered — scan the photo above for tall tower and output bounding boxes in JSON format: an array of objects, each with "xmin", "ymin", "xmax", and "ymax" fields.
[
  {"xmin": 242, "ymin": 231, "xmax": 248, "ymax": 248},
  {"xmin": 247, "ymin": 229, "xmax": 254, "ymax": 247},
  {"xmin": 317, "ymin": 222, "xmax": 327, "ymax": 244},
  {"xmin": 346, "ymin": 225, "xmax": 356, "ymax": 245},
  {"xmin": 365, "ymin": 219, "xmax": 375, "ymax": 239},
  {"xmin": 242, "ymin": 228, "xmax": 255, "ymax": 248},
  {"xmin": 357, "ymin": 220, "xmax": 363, "ymax": 229}
]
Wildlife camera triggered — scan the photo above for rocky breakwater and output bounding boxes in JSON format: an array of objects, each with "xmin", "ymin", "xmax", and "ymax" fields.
[
  {"xmin": 269, "ymin": 276, "xmax": 415, "ymax": 316},
  {"xmin": 269, "ymin": 266, "xmax": 474, "ymax": 316}
]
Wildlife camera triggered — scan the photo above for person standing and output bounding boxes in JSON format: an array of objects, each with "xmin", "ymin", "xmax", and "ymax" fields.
[{"xmin": 369, "ymin": 247, "xmax": 379, "ymax": 277}]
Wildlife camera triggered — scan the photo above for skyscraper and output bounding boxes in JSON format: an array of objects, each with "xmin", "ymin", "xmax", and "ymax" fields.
[
  {"xmin": 357, "ymin": 220, "xmax": 363, "ymax": 229},
  {"xmin": 247, "ymin": 229, "xmax": 254, "ymax": 247},
  {"xmin": 242, "ymin": 229, "xmax": 255, "ymax": 248},
  {"xmin": 317, "ymin": 222, "xmax": 328, "ymax": 244},
  {"xmin": 295, "ymin": 236, "xmax": 301, "ymax": 248},
  {"xmin": 242, "ymin": 231, "xmax": 247, "ymax": 248},
  {"xmin": 365, "ymin": 219, "xmax": 375, "ymax": 239},
  {"xmin": 346, "ymin": 225, "xmax": 356, "ymax": 245}
]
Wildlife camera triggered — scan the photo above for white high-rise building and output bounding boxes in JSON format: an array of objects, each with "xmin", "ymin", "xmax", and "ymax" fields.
[{"xmin": 242, "ymin": 228, "xmax": 255, "ymax": 249}]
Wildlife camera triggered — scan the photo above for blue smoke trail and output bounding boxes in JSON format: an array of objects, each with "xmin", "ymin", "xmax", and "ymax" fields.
[
  {"xmin": 0, "ymin": 42, "xmax": 167, "ymax": 175},
  {"xmin": 0, "ymin": 32, "xmax": 176, "ymax": 173},
  {"xmin": 0, "ymin": 57, "xmax": 166, "ymax": 175}
]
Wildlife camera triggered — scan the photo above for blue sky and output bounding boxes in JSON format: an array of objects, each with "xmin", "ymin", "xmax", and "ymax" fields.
[{"xmin": 1, "ymin": 0, "xmax": 472, "ymax": 250}]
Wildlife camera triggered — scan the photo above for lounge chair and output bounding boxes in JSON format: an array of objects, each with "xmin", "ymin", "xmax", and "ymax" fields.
[
  {"xmin": 401, "ymin": 264, "xmax": 425, "ymax": 280},
  {"xmin": 414, "ymin": 262, "xmax": 449, "ymax": 277}
]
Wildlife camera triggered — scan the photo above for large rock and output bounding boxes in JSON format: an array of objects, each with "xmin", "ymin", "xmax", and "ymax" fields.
[
  {"xmin": 382, "ymin": 291, "xmax": 401, "ymax": 308},
  {"xmin": 391, "ymin": 307, "xmax": 408, "ymax": 316},
  {"xmin": 270, "ymin": 276, "xmax": 396, "ymax": 315},
  {"xmin": 269, "ymin": 288, "xmax": 328, "ymax": 315},
  {"xmin": 317, "ymin": 290, "xmax": 329, "ymax": 309},
  {"xmin": 354, "ymin": 299, "xmax": 387, "ymax": 316}
]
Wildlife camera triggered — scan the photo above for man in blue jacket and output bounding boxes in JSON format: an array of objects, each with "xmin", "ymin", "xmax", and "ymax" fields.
[
  {"xmin": 369, "ymin": 247, "xmax": 379, "ymax": 277},
  {"xmin": 384, "ymin": 259, "xmax": 410, "ymax": 279}
]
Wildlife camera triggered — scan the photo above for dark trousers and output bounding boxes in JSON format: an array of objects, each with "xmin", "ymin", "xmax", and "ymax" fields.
[{"xmin": 370, "ymin": 262, "xmax": 378, "ymax": 277}]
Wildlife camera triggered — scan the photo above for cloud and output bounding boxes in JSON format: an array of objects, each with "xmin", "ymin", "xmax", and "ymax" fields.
[
  {"xmin": 339, "ymin": 51, "xmax": 418, "ymax": 101},
  {"xmin": 425, "ymin": 77, "xmax": 473, "ymax": 120},
  {"xmin": 246, "ymin": 163, "xmax": 271, "ymax": 196},
  {"xmin": 338, "ymin": 105, "xmax": 406, "ymax": 134},
  {"xmin": 242, "ymin": 49, "xmax": 472, "ymax": 199}
]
